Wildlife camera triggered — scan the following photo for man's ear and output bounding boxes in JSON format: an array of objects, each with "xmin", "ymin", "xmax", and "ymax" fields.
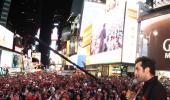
[{"xmin": 144, "ymin": 67, "xmax": 150, "ymax": 74}]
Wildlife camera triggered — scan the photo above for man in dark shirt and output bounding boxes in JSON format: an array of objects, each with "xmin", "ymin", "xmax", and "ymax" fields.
[
  {"xmin": 98, "ymin": 23, "xmax": 106, "ymax": 53},
  {"xmin": 134, "ymin": 56, "xmax": 167, "ymax": 100}
]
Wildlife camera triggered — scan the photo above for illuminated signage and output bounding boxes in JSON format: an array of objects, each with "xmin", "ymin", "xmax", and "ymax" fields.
[
  {"xmin": 32, "ymin": 52, "xmax": 41, "ymax": 63},
  {"xmin": 82, "ymin": 24, "xmax": 92, "ymax": 47},
  {"xmin": 122, "ymin": 2, "xmax": 138, "ymax": 63},
  {"xmin": 140, "ymin": 14, "xmax": 170, "ymax": 70},
  {"xmin": 80, "ymin": 0, "xmax": 126, "ymax": 65},
  {"xmin": 153, "ymin": 0, "xmax": 170, "ymax": 9},
  {"xmin": 163, "ymin": 38, "xmax": 170, "ymax": 59},
  {"xmin": 0, "ymin": 25, "xmax": 14, "ymax": 49},
  {"xmin": 0, "ymin": 50, "xmax": 13, "ymax": 68},
  {"xmin": 14, "ymin": 46, "xmax": 23, "ymax": 53}
]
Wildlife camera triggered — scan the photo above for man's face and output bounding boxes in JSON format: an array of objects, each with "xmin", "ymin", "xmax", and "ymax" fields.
[{"xmin": 134, "ymin": 61, "xmax": 147, "ymax": 82}]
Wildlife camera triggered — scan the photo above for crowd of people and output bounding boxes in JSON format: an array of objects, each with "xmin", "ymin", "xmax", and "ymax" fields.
[
  {"xmin": 0, "ymin": 71, "xmax": 169, "ymax": 100},
  {"xmin": 0, "ymin": 56, "xmax": 170, "ymax": 100},
  {"xmin": 0, "ymin": 71, "xmax": 135, "ymax": 100}
]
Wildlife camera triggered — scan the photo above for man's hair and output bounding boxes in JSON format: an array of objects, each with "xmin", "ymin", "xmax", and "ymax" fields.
[{"xmin": 135, "ymin": 56, "xmax": 156, "ymax": 75}]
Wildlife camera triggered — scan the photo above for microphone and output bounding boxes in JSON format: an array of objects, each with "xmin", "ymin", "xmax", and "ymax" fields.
[
  {"xmin": 126, "ymin": 79, "xmax": 140, "ymax": 100},
  {"xmin": 129, "ymin": 79, "xmax": 139, "ymax": 91}
]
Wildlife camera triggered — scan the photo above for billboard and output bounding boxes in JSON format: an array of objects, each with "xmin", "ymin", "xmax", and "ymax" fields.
[
  {"xmin": 12, "ymin": 53, "xmax": 22, "ymax": 68},
  {"xmin": 140, "ymin": 14, "xmax": 170, "ymax": 70},
  {"xmin": 0, "ymin": 25, "xmax": 14, "ymax": 49},
  {"xmin": 0, "ymin": 50, "xmax": 22, "ymax": 73},
  {"xmin": 0, "ymin": 50, "xmax": 13, "ymax": 68},
  {"xmin": 79, "ymin": 0, "xmax": 126, "ymax": 65},
  {"xmin": 122, "ymin": 2, "xmax": 138, "ymax": 63}
]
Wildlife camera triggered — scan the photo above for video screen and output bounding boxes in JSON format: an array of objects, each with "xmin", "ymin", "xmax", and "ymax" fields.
[
  {"xmin": 0, "ymin": 25, "xmax": 14, "ymax": 49},
  {"xmin": 0, "ymin": 50, "xmax": 13, "ymax": 68},
  {"xmin": 79, "ymin": 0, "xmax": 126, "ymax": 64},
  {"xmin": 12, "ymin": 53, "xmax": 22, "ymax": 68},
  {"xmin": 121, "ymin": 2, "xmax": 138, "ymax": 63}
]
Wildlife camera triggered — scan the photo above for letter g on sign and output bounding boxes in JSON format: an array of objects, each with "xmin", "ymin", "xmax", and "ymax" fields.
[{"xmin": 163, "ymin": 39, "xmax": 170, "ymax": 52}]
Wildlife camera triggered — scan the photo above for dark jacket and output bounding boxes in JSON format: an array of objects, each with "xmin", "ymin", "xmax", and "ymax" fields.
[{"xmin": 136, "ymin": 76, "xmax": 167, "ymax": 100}]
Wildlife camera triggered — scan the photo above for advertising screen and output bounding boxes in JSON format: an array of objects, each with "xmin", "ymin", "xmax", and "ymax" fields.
[
  {"xmin": 153, "ymin": 0, "xmax": 170, "ymax": 9},
  {"xmin": 140, "ymin": 14, "xmax": 170, "ymax": 70},
  {"xmin": 0, "ymin": 25, "xmax": 14, "ymax": 49},
  {"xmin": 80, "ymin": 0, "xmax": 126, "ymax": 65},
  {"xmin": 0, "ymin": 50, "xmax": 22, "ymax": 73},
  {"xmin": 10, "ymin": 53, "xmax": 22, "ymax": 73},
  {"xmin": 122, "ymin": 2, "xmax": 138, "ymax": 63},
  {"xmin": 0, "ymin": 50, "xmax": 13, "ymax": 68},
  {"xmin": 68, "ymin": 37, "xmax": 77, "ymax": 56},
  {"xmin": 12, "ymin": 53, "xmax": 22, "ymax": 68},
  {"xmin": 77, "ymin": 55, "xmax": 86, "ymax": 68}
]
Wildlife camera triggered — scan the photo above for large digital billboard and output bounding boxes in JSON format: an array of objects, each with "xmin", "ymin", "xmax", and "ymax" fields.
[
  {"xmin": 140, "ymin": 14, "xmax": 170, "ymax": 70},
  {"xmin": 12, "ymin": 53, "xmax": 22, "ymax": 68},
  {"xmin": 0, "ymin": 50, "xmax": 13, "ymax": 68},
  {"xmin": 122, "ymin": 2, "xmax": 138, "ymax": 63},
  {"xmin": 0, "ymin": 25, "xmax": 14, "ymax": 49},
  {"xmin": 0, "ymin": 50, "xmax": 22, "ymax": 73},
  {"xmin": 79, "ymin": 0, "xmax": 126, "ymax": 65}
]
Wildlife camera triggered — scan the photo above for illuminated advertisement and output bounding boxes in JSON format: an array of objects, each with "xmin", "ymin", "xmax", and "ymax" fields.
[
  {"xmin": 0, "ymin": 50, "xmax": 13, "ymax": 68},
  {"xmin": 153, "ymin": 0, "xmax": 170, "ymax": 9},
  {"xmin": 140, "ymin": 14, "xmax": 170, "ymax": 70},
  {"xmin": 80, "ymin": 0, "xmax": 126, "ymax": 65},
  {"xmin": 14, "ymin": 46, "xmax": 23, "ymax": 53},
  {"xmin": 32, "ymin": 52, "xmax": 41, "ymax": 63},
  {"xmin": 0, "ymin": 25, "xmax": 14, "ymax": 49},
  {"xmin": 0, "ymin": 50, "xmax": 22, "ymax": 73},
  {"xmin": 66, "ymin": 38, "xmax": 78, "ymax": 56},
  {"xmin": 12, "ymin": 53, "xmax": 22, "ymax": 68},
  {"xmin": 77, "ymin": 55, "xmax": 86, "ymax": 68},
  {"xmin": 14, "ymin": 36, "xmax": 23, "ymax": 53},
  {"xmin": 82, "ymin": 24, "xmax": 92, "ymax": 47},
  {"xmin": 11, "ymin": 53, "xmax": 22, "ymax": 73},
  {"xmin": 122, "ymin": 2, "xmax": 138, "ymax": 63}
]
